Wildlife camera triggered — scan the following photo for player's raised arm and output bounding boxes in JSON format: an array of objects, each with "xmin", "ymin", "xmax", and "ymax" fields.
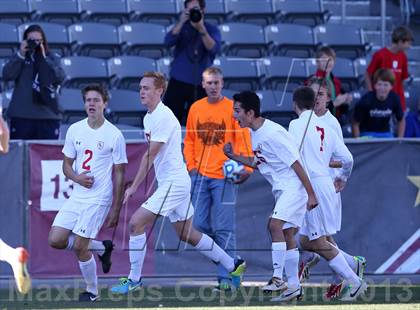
[{"xmin": 223, "ymin": 142, "xmax": 257, "ymax": 169}]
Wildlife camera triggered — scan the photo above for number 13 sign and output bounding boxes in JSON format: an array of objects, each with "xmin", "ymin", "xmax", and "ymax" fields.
[{"xmin": 40, "ymin": 160, "xmax": 73, "ymax": 211}]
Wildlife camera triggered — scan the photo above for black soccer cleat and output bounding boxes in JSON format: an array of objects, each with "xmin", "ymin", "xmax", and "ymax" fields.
[
  {"xmin": 98, "ymin": 240, "xmax": 114, "ymax": 274},
  {"xmin": 79, "ymin": 291, "xmax": 99, "ymax": 302}
]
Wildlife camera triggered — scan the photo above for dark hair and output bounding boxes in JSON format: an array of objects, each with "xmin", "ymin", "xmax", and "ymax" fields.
[
  {"xmin": 373, "ymin": 68, "xmax": 395, "ymax": 86},
  {"xmin": 82, "ymin": 84, "xmax": 109, "ymax": 103},
  {"xmin": 391, "ymin": 25, "xmax": 414, "ymax": 43},
  {"xmin": 184, "ymin": 0, "xmax": 205, "ymax": 9},
  {"xmin": 293, "ymin": 86, "xmax": 315, "ymax": 110},
  {"xmin": 23, "ymin": 24, "xmax": 49, "ymax": 54},
  {"xmin": 316, "ymin": 46, "xmax": 336, "ymax": 60},
  {"xmin": 233, "ymin": 91, "xmax": 261, "ymax": 117}
]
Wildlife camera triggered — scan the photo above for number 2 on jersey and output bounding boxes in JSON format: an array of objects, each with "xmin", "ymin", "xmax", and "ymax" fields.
[
  {"xmin": 82, "ymin": 149, "xmax": 93, "ymax": 170},
  {"xmin": 315, "ymin": 126, "xmax": 325, "ymax": 152}
]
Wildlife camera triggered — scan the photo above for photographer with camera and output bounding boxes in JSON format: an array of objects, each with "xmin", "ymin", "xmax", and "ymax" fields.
[
  {"xmin": 2, "ymin": 24, "xmax": 65, "ymax": 140},
  {"xmin": 163, "ymin": 0, "xmax": 221, "ymax": 125}
]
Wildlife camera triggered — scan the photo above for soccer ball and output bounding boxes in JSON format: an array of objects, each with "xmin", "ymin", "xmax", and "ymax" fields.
[{"xmin": 223, "ymin": 159, "xmax": 244, "ymax": 182}]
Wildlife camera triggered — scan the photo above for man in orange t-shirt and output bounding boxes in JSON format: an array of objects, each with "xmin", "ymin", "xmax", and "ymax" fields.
[{"xmin": 184, "ymin": 67, "xmax": 252, "ymax": 290}]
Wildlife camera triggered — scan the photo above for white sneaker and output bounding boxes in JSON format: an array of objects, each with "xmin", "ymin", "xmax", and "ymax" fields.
[
  {"xmin": 12, "ymin": 247, "xmax": 31, "ymax": 295},
  {"xmin": 271, "ymin": 286, "xmax": 302, "ymax": 302},
  {"xmin": 354, "ymin": 256, "xmax": 366, "ymax": 279},
  {"xmin": 299, "ymin": 252, "xmax": 320, "ymax": 282},
  {"xmin": 340, "ymin": 279, "xmax": 367, "ymax": 301},
  {"xmin": 261, "ymin": 277, "xmax": 287, "ymax": 293}
]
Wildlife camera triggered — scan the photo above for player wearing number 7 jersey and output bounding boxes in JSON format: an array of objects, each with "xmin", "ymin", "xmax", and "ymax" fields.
[
  {"xmin": 288, "ymin": 86, "xmax": 366, "ymax": 301},
  {"xmin": 48, "ymin": 84, "xmax": 127, "ymax": 302}
]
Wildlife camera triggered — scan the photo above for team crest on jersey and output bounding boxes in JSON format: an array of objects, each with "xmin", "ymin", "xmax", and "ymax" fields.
[
  {"xmin": 97, "ymin": 141, "xmax": 104, "ymax": 150},
  {"xmin": 392, "ymin": 60, "xmax": 398, "ymax": 69}
]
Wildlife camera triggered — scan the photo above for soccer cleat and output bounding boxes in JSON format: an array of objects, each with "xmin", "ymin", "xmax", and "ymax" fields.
[
  {"xmin": 325, "ymin": 281, "xmax": 343, "ymax": 300},
  {"xmin": 298, "ymin": 252, "xmax": 320, "ymax": 283},
  {"xmin": 98, "ymin": 240, "xmax": 114, "ymax": 274},
  {"xmin": 261, "ymin": 277, "xmax": 287, "ymax": 293},
  {"xmin": 12, "ymin": 247, "xmax": 31, "ymax": 295},
  {"xmin": 354, "ymin": 256, "xmax": 366, "ymax": 279},
  {"xmin": 271, "ymin": 286, "xmax": 302, "ymax": 302},
  {"xmin": 212, "ymin": 280, "xmax": 231, "ymax": 292},
  {"xmin": 340, "ymin": 279, "xmax": 367, "ymax": 301},
  {"xmin": 79, "ymin": 291, "xmax": 99, "ymax": 302},
  {"xmin": 231, "ymin": 274, "xmax": 241, "ymax": 289},
  {"xmin": 110, "ymin": 277, "xmax": 142, "ymax": 295},
  {"xmin": 230, "ymin": 258, "xmax": 246, "ymax": 278}
]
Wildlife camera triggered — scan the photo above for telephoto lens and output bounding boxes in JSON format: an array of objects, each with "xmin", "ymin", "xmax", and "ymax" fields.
[{"xmin": 189, "ymin": 7, "xmax": 202, "ymax": 22}]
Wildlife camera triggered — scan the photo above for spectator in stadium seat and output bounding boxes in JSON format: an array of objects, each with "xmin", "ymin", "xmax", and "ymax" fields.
[
  {"xmin": 184, "ymin": 67, "xmax": 252, "ymax": 291},
  {"xmin": 365, "ymin": 25, "xmax": 413, "ymax": 112},
  {"xmin": 307, "ymin": 47, "xmax": 352, "ymax": 127},
  {"xmin": 163, "ymin": 0, "xmax": 221, "ymax": 125},
  {"xmin": 404, "ymin": 97, "xmax": 420, "ymax": 137},
  {"xmin": 352, "ymin": 68, "xmax": 405, "ymax": 138},
  {"xmin": 2, "ymin": 24, "xmax": 65, "ymax": 140}
]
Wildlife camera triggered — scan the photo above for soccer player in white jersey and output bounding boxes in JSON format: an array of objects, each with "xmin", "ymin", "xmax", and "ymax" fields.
[
  {"xmin": 48, "ymin": 84, "xmax": 127, "ymax": 302},
  {"xmin": 110, "ymin": 72, "xmax": 246, "ymax": 295},
  {"xmin": 288, "ymin": 86, "xmax": 367, "ymax": 301},
  {"xmin": 299, "ymin": 80, "xmax": 366, "ymax": 299},
  {"xmin": 223, "ymin": 91, "xmax": 318, "ymax": 302},
  {"xmin": 0, "ymin": 112, "xmax": 31, "ymax": 294}
]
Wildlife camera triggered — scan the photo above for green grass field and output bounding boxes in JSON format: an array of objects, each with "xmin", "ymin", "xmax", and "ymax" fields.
[{"xmin": 1, "ymin": 284, "xmax": 419, "ymax": 309}]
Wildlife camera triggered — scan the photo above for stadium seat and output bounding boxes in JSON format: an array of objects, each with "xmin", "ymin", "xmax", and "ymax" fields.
[
  {"xmin": 28, "ymin": 0, "xmax": 80, "ymax": 25},
  {"xmin": 18, "ymin": 22, "xmax": 70, "ymax": 56},
  {"xmin": 118, "ymin": 23, "xmax": 167, "ymax": 59},
  {"xmin": 219, "ymin": 23, "xmax": 267, "ymax": 58},
  {"xmin": 61, "ymin": 56, "xmax": 109, "ymax": 88},
  {"xmin": 259, "ymin": 90, "xmax": 296, "ymax": 128},
  {"xmin": 107, "ymin": 56, "xmax": 157, "ymax": 90},
  {"xmin": 222, "ymin": 89, "xmax": 238, "ymax": 100},
  {"xmin": 265, "ymin": 23, "xmax": 315, "ymax": 57},
  {"xmin": 262, "ymin": 56, "xmax": 307, "ymax": 91},
  {"xmin": 68, "ymin": 23, "xmax": 120, "ymax": 58},
  {"xmin": 306, "ymin": 57, "xmax": 357, "ymax": 91},
  {"xmin": 108, "ymin": 89, "xmax": 147, "ymax": 127},
  {"xmin": 314, "ymin": 24, "xmax": 369, "ymax": 59},
  {"xmin": 79, "ymin": 0, "xmax": 129, "ymax": 26},
  {"xmin": 116, "ymin": 124, "xmax": 144, "ymax": 139},
  {"xmin": 58, "ymin": 88, "xmax": 86, "ymax": 123},
  {"xmin": 353, "ymin": 57, "xmax": 368, "ymax": 86},
  {"xmin": 199, "ymin": 0, "xmax": 227, "ymax": 24},
  {"xmin": 156, "ymin": 57, "xmax": 172, "ymax": 79},
  {"xmin": 0, "ymin": 23, "xmax": 19, "ymax": 58},
  {"xmin": 127, "ymin": 0, "xmax": 178, "ymax": 26},
  {"xmin": 406, "ymin": 46, "xmax": 420, "ymax": 62},
  {"xmin": 225, "ymin": 0, "xmax": 274, "ymax": 26},
  {"xmin": 273, "ymin": 0, "xmax": 329, "ymax": 26},
  {"xmin": 0, "ymin": 0, "xmax": 30, "ymax": 25},
  {"xmin": 213, "ymin": 57, "xmax": 262, "ymax": 91}
]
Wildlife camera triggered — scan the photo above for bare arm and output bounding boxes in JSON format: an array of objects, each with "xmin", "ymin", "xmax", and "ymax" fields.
[
  {"xmin": 62, "ymin": 156, "xmax": 94, "ymax": 188},
  {"xmin": 106, "ymin": 163, "xmax": 126, "ymax": 228},
  {"xmin": 223, "ymin": 142, "xmax": 257, "ymax": 169},
  {"xmin": 291, "ymin": 160, "xmax": 318, "ymax": 210},
  {"xmin": 397, "ymin": 118, "xmax": 405, "ymax": 138},
  {"xmin": 0, "ymin": 116, "xmax": 10, "ymax": 154}
]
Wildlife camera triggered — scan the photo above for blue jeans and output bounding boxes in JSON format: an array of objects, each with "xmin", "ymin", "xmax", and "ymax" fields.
[{"xmin": 190, "ymin": 173, "xmax": 237, "ymax": 282}]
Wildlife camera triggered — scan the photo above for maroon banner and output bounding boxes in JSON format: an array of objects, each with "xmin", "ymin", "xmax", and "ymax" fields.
[{"xmin": 29, "ymin": 143, "xmax": 156, "ymax": 278}]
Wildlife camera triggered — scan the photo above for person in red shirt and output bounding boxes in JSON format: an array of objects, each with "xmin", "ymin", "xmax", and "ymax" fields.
[{"xmin": 366, "ymin": 25, "xmax": 413, "ymax": 111}]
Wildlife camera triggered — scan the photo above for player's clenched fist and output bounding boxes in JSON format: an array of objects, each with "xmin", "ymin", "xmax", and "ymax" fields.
[{"xmin": 76, "ymin": 171, "xmax": 94, "ymax": 188}]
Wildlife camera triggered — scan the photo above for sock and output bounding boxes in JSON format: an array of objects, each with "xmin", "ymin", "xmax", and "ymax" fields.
[
  {"xmin": 330, "ymin": 271, "xmax": 343, "ymax": 284},
  {"xmin": 272, "ymin": 242, "xmax": 286, "ymax": 279},
  {"xmin": 194, "ymin": 234, "xmax": 235, "ymax": 272},
  {"xmin": 0, "ymin": 239, "xmax": 17, "ymax": 265},
  {"xmin": 328, "ymin": 253, "xmax": 360, "ymax": 286},
  {"xmin": 66, "ymin": 234, "xmax": 75, "ymax": 251},
  {"xmin": 340, "ymin": 249, "xmax": 356, "ymax": 270},
  {"xmin": 79, "ymin": 255, "xmax": 98, "ymax": 295},
  {"xmin": 300, "ymin": 250, "xmax": 315, "ymax": 265},
  {"xmin": 89, "ymin": 240, "xmax": 105, "ymax": 256},
  {"xmin": 128, "ymin": 233, "xmax": 147, "ymax": 282},
  {"xmin": 284, "ymin": 248, "xmax": 300, "ymax": 288}
]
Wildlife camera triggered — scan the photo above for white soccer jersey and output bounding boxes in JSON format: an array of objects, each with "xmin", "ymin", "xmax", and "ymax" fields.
[
  {"xmin": 143, "ymin": 102, "xmax": 189, "ymax": 185},
  {"xmin": 288, "ymin": 110, "xmax": 353, "ymax": 180},
  {"xmin": 62, "ymin": 118, "xmax": 127, "ymax": 205},
  {"xmin": 318, "ymin": 110, "xmax": 343, "ymax": 141},
  {"xmin": 250, "ymin": 119, "xmax": 302, "ymax": 190}
]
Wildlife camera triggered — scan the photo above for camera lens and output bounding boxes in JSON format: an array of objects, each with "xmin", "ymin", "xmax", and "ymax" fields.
[
  {"xmin": 189, "ymin": 8, "xmax": 202, "ymax": 23},
  {"xmin": 27, "ymin": 39, "xmax": 39, "ymax": 51}
]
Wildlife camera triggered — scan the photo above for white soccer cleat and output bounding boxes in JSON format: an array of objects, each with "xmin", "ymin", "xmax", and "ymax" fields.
[
  {"xmin": 12, "ymin": 247, "xmax": 31, "ymax": 295},
  {"xmin": 298, "ymin": 252, "xmax": 320, "ymax": 282},
  {"xmin": 340, "ymin": 279, "xmax": 367, "ymax": 301},
  {"xmin": 261, "ymin": 277, "xmax": 287, "ymax": 293},
  {"xmin": 271, "ymin": 286, "xmax": 302, "ymax": 302},
  {"xmin": 354, "ymin": 256, "xmax": 367, "ymax": 279}
]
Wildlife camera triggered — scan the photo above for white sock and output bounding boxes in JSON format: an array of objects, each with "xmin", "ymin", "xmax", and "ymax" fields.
[
  {"xmin": 340, "ymin": 249, "xmax": 356, "ymax": 270},
  {"xmin": 0, "ymin": 239, "xmax": 17, "ymax": 265},
  {"xmin": 284, "ymin": 248, "xmax": 300, "ymax": 288},
  {"xmin": 194, "ymin": 234, "xmax": 235, "ymax": 272},
  {"xmin": 128, "ymin": 233, "xmax": 146, "ymax": 282},
  {"xmin": 66, "ymin": 234, "xmax": 75, "ymax": 251},
  {"xmin": 79, "ymin": 255, "xmax": 98, "ymax": 295},
  {"xmin": 89, "ymin": 240, "xmax": 105, "ymax": 256},
  {"xmin": 272, "ymin": 242, "xmax": 286, "ymax": 279},
  {"xmin": 328, "ymin": 253, "xmax": 360, "ymax": 286},
  {"xmin": 301, "ymin": 250, "xmax": 315, "ymax": 264}
]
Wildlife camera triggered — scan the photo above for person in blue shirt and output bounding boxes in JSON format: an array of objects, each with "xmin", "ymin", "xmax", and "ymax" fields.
[
  {"xmin": 163, "ymin": 0, "xmax": 221, "ymax": 125},
  {"xmin": 405, "ymin": 97, "xmax": 420, "ymax": 137}
]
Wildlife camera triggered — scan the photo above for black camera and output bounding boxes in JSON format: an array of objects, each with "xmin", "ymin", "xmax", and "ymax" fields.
[
  {"xmin": 27, "ymin": 39, "xmax": 40, "ymax": 52},
  {"xmin": 189, "ymin": 7, "xmax": 202, "ymax": 23}
]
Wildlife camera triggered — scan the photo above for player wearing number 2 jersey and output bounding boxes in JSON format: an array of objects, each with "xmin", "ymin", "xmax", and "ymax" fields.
[
  {"xmin": 48, "ymin": 84, "xmax": 127, "ymax": 302},
  {"xmin": 288, "ymin": 86, "xmax": 366, "ymax": 301}
]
